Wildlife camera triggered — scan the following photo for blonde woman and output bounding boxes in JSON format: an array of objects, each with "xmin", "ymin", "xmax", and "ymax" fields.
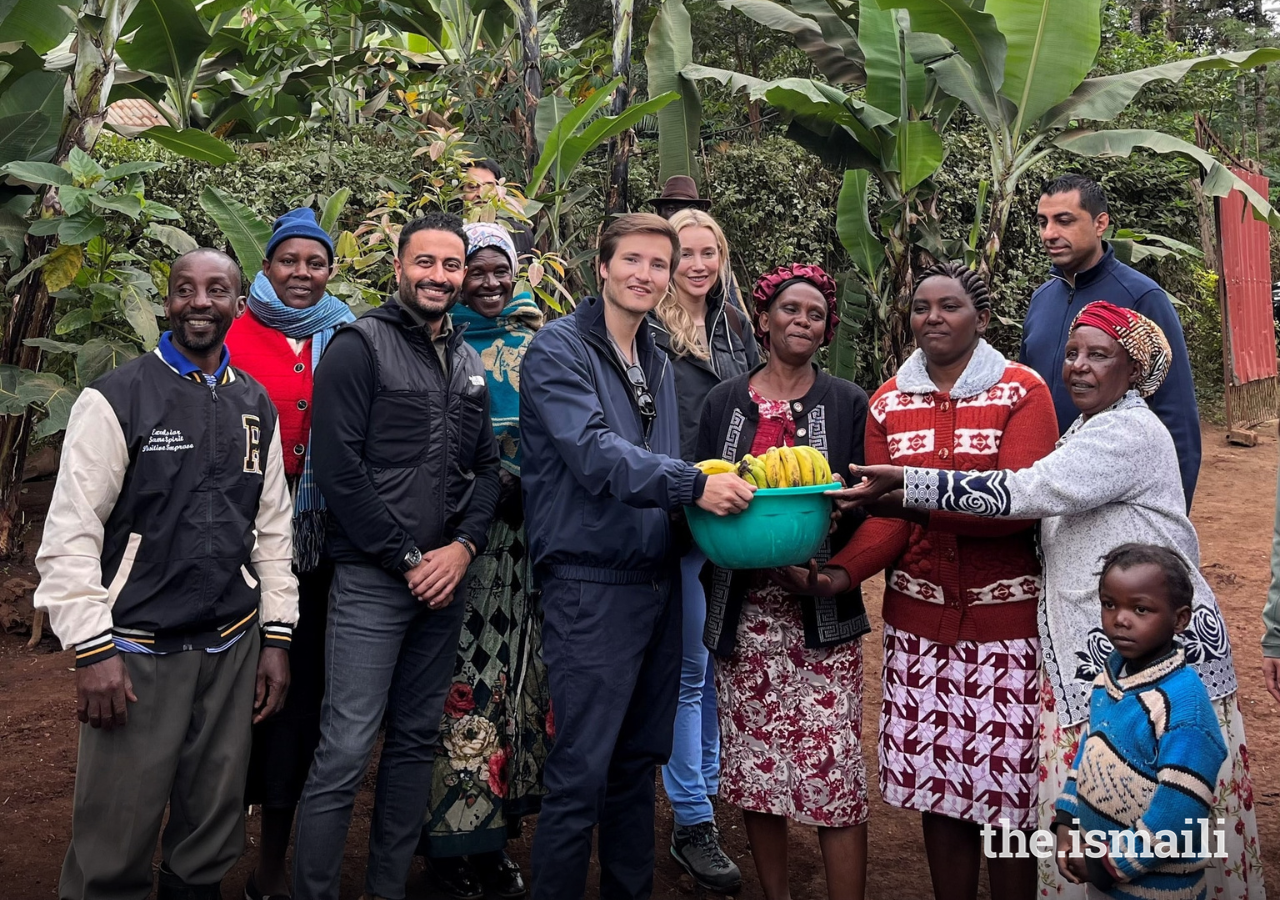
[{"xmin": 646, "ymin": 207, "xmax": 757, "ymax": 892}]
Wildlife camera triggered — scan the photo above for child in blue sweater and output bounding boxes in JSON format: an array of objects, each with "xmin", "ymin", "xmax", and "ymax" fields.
[{"xmin": 1054, "ymin": 543, "xmax": 1227, "ymax": 900}]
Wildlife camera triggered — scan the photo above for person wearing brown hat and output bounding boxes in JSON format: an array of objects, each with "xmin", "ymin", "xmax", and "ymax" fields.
[{"xmin": 648, "ymin": 175, "xmax": 712, "ymax": 221}]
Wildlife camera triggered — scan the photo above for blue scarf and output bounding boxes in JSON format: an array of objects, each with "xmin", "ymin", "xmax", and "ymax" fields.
[
  {"xmin": 248, "ymin": 271, "xmax": 355, "ymax": 571},
  {"xmin": 452, "ymin": 292, "xmax": 542, "ymax": 475}
]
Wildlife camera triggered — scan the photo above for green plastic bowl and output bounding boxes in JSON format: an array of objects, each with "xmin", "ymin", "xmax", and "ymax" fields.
[{"xmin": 686, "ymin": 481, "xmax": 836, "ymax": 570}]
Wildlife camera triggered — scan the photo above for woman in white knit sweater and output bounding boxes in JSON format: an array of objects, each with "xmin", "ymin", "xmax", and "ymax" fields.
[{"xmin": 836, "ymin": 301, "xmax": 1261, "ymax": 899}]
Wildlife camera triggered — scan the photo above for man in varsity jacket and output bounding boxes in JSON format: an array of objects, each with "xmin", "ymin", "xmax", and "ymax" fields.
[{"xmin": 34, "ymin": 248, "xmax": 298, "ymax": 900}]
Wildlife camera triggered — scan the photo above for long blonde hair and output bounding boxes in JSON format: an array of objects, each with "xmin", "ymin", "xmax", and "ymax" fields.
[{"xmin": 655, "ymin": 209, "xmax": 736, "ymax": 360}]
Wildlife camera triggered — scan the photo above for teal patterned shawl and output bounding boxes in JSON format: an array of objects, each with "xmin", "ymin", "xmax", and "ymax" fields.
[{"xmin": 453, "ymin": 292, "xmax": 542, "ymax": 475}]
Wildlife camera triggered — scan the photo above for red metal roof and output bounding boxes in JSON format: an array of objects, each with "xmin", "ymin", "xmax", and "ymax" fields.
[{"xmin": 105, "ymin": 99, "xmax": 166, "ymax": 130}]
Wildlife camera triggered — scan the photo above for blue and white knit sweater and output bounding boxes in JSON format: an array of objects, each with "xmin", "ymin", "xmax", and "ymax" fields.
[{"xmin": 1055, "ymin": 648, "xmax": 1227, "ymax": 900}]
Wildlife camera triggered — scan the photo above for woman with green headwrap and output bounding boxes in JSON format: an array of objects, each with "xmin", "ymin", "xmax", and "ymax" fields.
[{"xmin": 416, "ymin": 222, "xmax": 551, "ymax": 900}]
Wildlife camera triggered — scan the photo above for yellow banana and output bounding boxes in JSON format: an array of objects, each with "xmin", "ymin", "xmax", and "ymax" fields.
[
  {"xmin": 695, "ymin": 459, "xmax": 736, "ymax": 475},
  {"xmin": 736, "ymin": 455, "xmax": 755, "ymax": 481},
  {"xmin": 793, "ymin": 445, "xmax": 815, "ymax": 485},
  {"xmin": 750, "ymin": 459, "xmax": 767, "ymax": 487},
  {"xmin": 779, "ymin": 446, "xmax": 802, "ymax": 487},
  {"xmin": 763, "ymin": 449, "xmax": 783, "ymax": 488},
  {"xmin": 795, "ymin": 445, "xmax": 831, "ymax": 484}
]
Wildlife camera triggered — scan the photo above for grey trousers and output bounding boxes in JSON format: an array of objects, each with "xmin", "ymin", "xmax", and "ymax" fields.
[
  {"xmin": 58, "ymin": 628, "xmax": 260, "ymax": 900},
  {"xmin": 292, "ymin": 563, "xmax": 466, "ymax": 900}
]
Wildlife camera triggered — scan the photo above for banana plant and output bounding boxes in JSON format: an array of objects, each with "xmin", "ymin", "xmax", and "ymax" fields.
[
  {"xmin": 683, "ymin": 0, "xmax": 1280, "ymax": 375},
  {"xmin": 684, "ymin": 0, "xmax": 953, "ymax": 370},
  {"xmin": 646, "ymin": 0, "xmax": 702, "ymax": 186},
  {"xmin": 876, "ymin": 0, "xmax": 1280, "ymax": 279}
]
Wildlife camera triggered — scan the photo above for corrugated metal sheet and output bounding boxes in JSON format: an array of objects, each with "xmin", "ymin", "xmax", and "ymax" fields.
[
  {"xmin": 1219, "ymin": 168, "xmax": 1276, "ymax": 385},
  {"xmin": 105, "ymin": 99, "xmax": 166, "ymax": 130}
]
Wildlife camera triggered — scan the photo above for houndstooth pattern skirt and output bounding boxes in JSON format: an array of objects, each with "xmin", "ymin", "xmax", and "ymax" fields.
[{"xmin": 879, "ymin": 623, "xmax": 1041, "ymax": 828}]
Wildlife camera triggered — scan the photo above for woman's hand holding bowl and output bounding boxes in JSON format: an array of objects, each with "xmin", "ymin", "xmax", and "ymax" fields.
[
  {"xmin": 824, "ymin": 464, "xmax": 906, "ymax": 509},
  {"xmin": 769, "ymin": 560, "xmax": 852, "ymax": 598}
]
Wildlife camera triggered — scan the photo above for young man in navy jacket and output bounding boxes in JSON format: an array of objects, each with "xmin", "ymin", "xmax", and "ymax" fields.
[
  {"xmin": 1021, "ymin": 174, "xmax": 1201, "ymax": 509},
  {"xmin": 519, "ymin": 213, "xmax": 754, "ymax": 900}
]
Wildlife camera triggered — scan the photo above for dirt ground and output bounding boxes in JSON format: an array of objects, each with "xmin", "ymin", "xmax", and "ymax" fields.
[{"xmin": 2, "ymin": 423, "xmax": 1279, "ymax": 899}]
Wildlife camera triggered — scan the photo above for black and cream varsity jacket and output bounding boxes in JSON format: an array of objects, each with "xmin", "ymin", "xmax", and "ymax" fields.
[{"xmin": 34, "ymin": 343, "xmax": 298, "ymax": 667}]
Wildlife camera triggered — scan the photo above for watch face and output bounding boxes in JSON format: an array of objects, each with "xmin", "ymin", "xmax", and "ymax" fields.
[{"xmin": 407, "ymin": 548, "xmax": 422, "ymax": 567}]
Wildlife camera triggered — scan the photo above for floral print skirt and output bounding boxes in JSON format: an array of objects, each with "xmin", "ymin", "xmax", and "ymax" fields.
[
  {"xmin": 713, "ymin": 585, "xmax": 868, "ymax": 828},
  {"xmin": 422, "ymin": 520, "xmax": 553, "ymax": 857},
  {"xmin": 1036, "ymin": 672, "xmax": 1264, "ymax": 899}
]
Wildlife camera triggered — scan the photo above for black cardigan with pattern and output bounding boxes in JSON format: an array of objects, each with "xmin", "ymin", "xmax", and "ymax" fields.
[{"xmin": 695, "ymin": 364, "xmax": 871, "ymax": 656}]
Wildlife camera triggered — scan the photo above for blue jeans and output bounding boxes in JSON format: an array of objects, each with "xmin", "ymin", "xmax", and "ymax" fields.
[
  {"xmin": 531, "ymin": 574, "xmax": 681, "ymax": 900},
  {"xmin": 660, "ymin": 550, "xmax": 719, "ymax": 826},
  {"xmin": 292, "ymin": 563, "xmax": 465, "ymax": 900}
]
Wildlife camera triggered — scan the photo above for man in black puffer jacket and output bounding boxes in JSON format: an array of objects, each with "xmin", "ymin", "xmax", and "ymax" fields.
[{"xmin": 294, "ymin": 213, "xmax": 501, "ymax": 900}]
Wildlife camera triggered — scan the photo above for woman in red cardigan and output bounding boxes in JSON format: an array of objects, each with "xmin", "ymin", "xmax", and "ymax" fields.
[
  {"xmin": 224, "ymin": 208, "xmax": 355, "ymax": 900},
  {"xmin": 776, "ymin": 262, "xmax": 1058, "ymax": 900}
]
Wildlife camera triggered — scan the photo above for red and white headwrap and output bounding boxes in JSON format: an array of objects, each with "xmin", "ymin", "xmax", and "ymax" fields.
[
  {"xmin": 751, "ymin": 263, "xmax": 840, "ymax": 349},
  {"xmin": 1069, "ymin": 300, "xmax": 1171, "ymax": 398}
]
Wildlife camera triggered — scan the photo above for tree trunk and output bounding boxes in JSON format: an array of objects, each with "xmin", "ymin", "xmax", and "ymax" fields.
[
  {"xmin": 514, "ymin": 0, "xmax": 542, "ymax": 179},
  {"xmin": 605, "ymin": 0, "xmax": 633, "ymax": 217},
  {"xmin": 1163, "ymin": 0, "xmax": 1175, "ymax": 40},
  {"xmin": 1190, "ymin": 179, "xmax": 1219, "ymax": 273},
  {"xmin": 0, "ymin": 0, "xmax": 134, "ymax": 557},
  {"xmin": 1255, "ymin": 68, "xmax": 1266, "ymax": 158},
  {"xmin": 1130, "ymin": 2, "xmax": 1143, "ymax": 34}
]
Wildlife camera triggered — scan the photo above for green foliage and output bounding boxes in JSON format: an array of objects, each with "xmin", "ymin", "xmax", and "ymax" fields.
[{"xmin": 0, "ymin": 146, "xmax": 188, "ymax": 436}]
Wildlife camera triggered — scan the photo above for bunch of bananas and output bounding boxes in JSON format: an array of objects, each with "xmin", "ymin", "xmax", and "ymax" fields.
[{"xmin": 695, "ymin": 445, "xmax": 832, "ymax": 488}]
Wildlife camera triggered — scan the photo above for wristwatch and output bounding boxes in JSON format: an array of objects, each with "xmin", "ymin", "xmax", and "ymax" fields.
[
  {"xmin": 454, "ymin": 535, "xmax": 477, "ymax": 560},
  {"xmin": 400, "ymin": 546, "xmax": 423, "ymax": 572}
]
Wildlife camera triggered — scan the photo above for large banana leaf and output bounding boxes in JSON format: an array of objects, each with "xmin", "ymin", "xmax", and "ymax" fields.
[
  {"xmin": 1041, "ymin": 47, "xmax": 1280, "ymax": 130},
  {"xmin": 790, "ymin": 0, "xmax": 862, "ymax": 69},
  {"xmin": 986, "ymin": 0, "xmax": 1099, "ymax": 133},
  {"xmin": 534, "ymin": 95, "xmax": 575, "ymax": 151},
  {"xmin": 684, "ymin": 66, "xmax": 897, "ymax": 132},
  {"xmin": 893, "ymin": 120, "xmax": 944, "ymax": 191},
  {"xmin": 0, "ymin": 0, "xmax": 80, "ymax": 54},
  {"xmin": 874, "ymin": 0, "xmax": 1007, "ymax": 99},
  {"xmin": 925, "ymin": 53, "xmax": 1012, "ymax": 133},
  {"xmin": 199, "ymin": 185, "xmax": 272, "ymax": 266},
  {"xmin": 647, "ymin": 0, "xmax": 702, "ymax": 185},
  {"xmin": 836, "ymin": 169, "xmax": 884, "ymax": 279},
  {"xmin": 718, "ymin": 0, "xmax": 865, "ymax": 85},
  {"xmin": 529, "ymin": 76, "xmax": 624, "ymax": 194},
  {"xmin": 1054, "ymin": 129, "xmax": 1280, "ymax": 227},
  {"xmin": 860, "ymin": 3, "xmax": 926, "ymax": 116},
  {"xmin": 0, "ymin": 71, "xmax": 64, "ymax": 165},
  {"xmin": 786, "ymin": 120, "xmax": 883, "ymax": 173},
  {"xmin": 117, "ymin": 0, "xmax": 213, "ymax": 81},
  {"xmin": 141, "ymin": 126, "xmax": 237, "ymax": 165},
  {"xmin": 553, "ymin": 92, "xmax": 678, "ymax": 189}
]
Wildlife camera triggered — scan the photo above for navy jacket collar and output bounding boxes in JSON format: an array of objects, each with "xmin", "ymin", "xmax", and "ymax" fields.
[
  {"xmin": 1050, "ymin": 242, "xmax": 1116, "ymax": 289},
  {"xmin": 574, "ymin": 294, "xmax": 661, "ymax": 369},
  {"xmin": 157, "ymin": 331, "xmax": 231, "ymax": 383}
]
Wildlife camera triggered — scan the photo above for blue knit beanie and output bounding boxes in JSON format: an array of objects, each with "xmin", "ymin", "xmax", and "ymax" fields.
[{"xmin": 265, "ymin": 208, "xmax": 334, "ymax": 262}]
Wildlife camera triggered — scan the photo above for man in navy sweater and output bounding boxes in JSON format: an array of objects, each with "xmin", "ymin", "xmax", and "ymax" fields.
[{"xmin": 1020, "ymin": 174, "xmax": 1201, "ymax": 509}]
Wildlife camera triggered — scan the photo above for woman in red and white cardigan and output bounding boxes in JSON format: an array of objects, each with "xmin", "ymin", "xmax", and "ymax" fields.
[{"xmin": 776, "ymin": 262, "xmax": 1059, "ymax": 900}]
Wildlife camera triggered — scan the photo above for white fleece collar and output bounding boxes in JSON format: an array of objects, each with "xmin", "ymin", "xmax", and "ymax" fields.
[{"xmin": 894, "ymin": 339, "xmax": 1007, "ymax": 399}]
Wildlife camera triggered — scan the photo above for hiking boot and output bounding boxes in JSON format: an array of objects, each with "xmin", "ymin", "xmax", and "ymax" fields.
[{"xmin": 670, "ymin": 821, "xmax": 742, "ymax": 894}]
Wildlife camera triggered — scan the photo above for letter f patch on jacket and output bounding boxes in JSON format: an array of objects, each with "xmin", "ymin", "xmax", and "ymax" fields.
[{"xmin": 242, "ymin": 414, "xmax": 262, "ymax": 474}]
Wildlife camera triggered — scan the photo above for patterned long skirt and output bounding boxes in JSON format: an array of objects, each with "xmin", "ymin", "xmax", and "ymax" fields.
[
  {"xmin": 879, "ymin": 624, "xmax": 1041, "ymax": 828},
  {"xmin": 713, "ymin": 585, "xmax": 868, "ymax": 828},
  {"xmin": 420, "ymin": 520, "xmax": 553, "ymax": 857},
  {"xmin": 1036, "ymin": 673, "xmax": 1264, "ymax": 899}
]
